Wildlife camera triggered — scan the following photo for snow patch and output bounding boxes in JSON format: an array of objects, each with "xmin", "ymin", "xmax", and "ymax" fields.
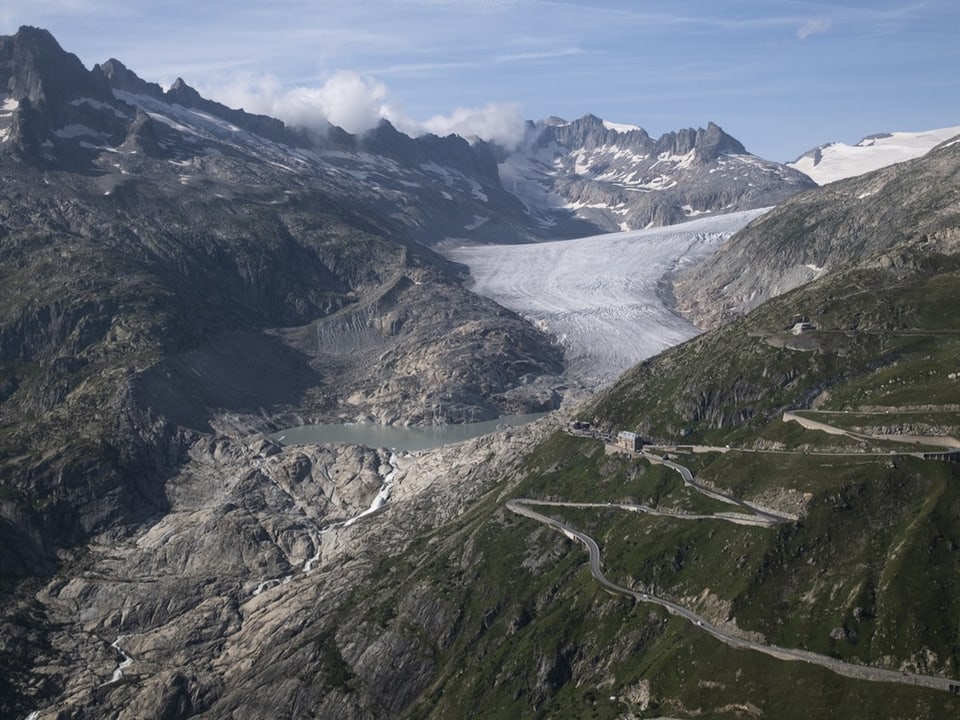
[
  {"xmin": 421, "ymin": 161, "xmax": 453, "ymax": 179},
  {"xmin": 70, "ymin": 97, "xmax": 128, "ymax": 118},
  {"xmin": 54, "ymin": 124, "xmax": 103, "ymax": 139},
  {"xmin": 603, "ymin": 119, "xmax": 642, "ymax": 133},
  {"xmin": 469, "ymin": 180, "xmax": 488, "ymax": 202}
]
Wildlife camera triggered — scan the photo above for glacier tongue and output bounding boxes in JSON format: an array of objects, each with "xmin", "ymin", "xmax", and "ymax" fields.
[{"xmin": 446, "ymin": 209, "xmax": 769, "ymax": 387}]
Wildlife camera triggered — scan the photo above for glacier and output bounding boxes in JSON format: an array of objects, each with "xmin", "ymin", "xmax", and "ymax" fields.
[{"xmin": 446, "ymin": 209, "xmax": 769, "ymax": 388}]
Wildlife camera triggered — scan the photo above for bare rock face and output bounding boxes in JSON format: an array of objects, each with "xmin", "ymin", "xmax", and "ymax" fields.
[
  {"xmin": 6, "ymin": 413, "xmax": 558, "ymax": 720},
  {"xmin": 672, "ymin": 136, "xmax": 960, "ymax": 329},
  {"xmin": 0, "ymin": 27, "xmax": 110, "ymax": 109},
  {"xmin": 0, "ymin": 26, "xmax": 127, "ymax": 157},
  {"xmin": 501, "ymin": 114, "xmax": 814, "ymax": 232},
  {"xmin": 0, "ymin": 25, "xmax": 565, "ymax": 584}
]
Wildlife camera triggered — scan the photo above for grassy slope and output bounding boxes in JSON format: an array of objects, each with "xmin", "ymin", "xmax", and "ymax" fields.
[
  {"xmin": 363, "ymin": 255, "xmax": 960, "ymax": 719},
  {"xmin": 384, "ymin": 434, "xmax": 960, "ymax": 718},
  {"xmin": 592, "ymin": 253, "xmax": 960, "ymax": 445}
]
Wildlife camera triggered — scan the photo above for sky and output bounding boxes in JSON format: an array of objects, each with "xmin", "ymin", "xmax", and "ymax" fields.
[{"xmin": 2, "ymin": 0, "xmax": 959, "ymax": 160}]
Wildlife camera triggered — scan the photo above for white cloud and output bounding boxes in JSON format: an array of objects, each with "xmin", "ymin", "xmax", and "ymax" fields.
[
  {"xmin": 209, "ymin": 70, "xmax": 390, "ymax": 135},
  {"xmin": 288, "ymin": 71, "xmax": 389, "ymax": 134},
  {"xmin": 797, "ymin": 18, "xmax": 831, "ymax": 40},
  {"xmin": 417, "ymin": 102, "xmax": 526, "ymax": 147},
  {"xmin": 206, "ymin": 70, "xmax": 526, "ymax": 147}
]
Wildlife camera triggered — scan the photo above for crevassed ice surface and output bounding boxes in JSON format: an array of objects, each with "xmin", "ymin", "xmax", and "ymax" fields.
[{"xmin": 446, "ymin": 208, "xmax": 769, "ymax": 387}]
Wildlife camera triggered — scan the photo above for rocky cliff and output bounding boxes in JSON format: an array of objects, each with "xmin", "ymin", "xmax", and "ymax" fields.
[
  {"xmin": 672, "ymin": 135, "xmax": 960, "ymax": 329},
  {"xmin": 499, "ymin": 113, "xmax": 815, "ymax": 232}
]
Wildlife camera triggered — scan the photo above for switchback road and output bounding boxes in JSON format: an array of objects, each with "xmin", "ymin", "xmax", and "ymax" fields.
[{"xmin": 507, "ymin": 450, "xmax": 959, "ymax": 694}]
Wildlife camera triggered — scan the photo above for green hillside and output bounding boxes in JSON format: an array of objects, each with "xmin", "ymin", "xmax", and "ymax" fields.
[{"xmin": 366, "ymin": 248, "xmax": 960, "ymax": 718}]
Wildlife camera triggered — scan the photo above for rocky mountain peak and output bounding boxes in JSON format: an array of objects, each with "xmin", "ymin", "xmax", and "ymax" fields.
[
  {"xmin": 504, "ymin": 114, "xmax": 812, "ymax": 232},
  {"xmin": 98, "ymin": 57, "xmax": 165, "ymax": 99},
  {"xmin": 165, "ymin": 76, "xmax": 203, "ymax": 105},
  {"xmin": 361, "ymin": 119, "xmax": 502, "ymax": 186},
  {"xmin": 652, "ymin": 121, "xmax": 747, "ymax": 163},
  {"xmin": 531, "ymin": 115, "xmax": 743, "ymax": 164},
  {"xmin": 697, "ymin": 121, "xmax": 748, "ymax": 161},
  {"xmin": 0, "ymin": 26, "xmax": 125, "ymax": 159},
  {"xmin": 154, "ymin": 75, "xmax": 304, "ymax": 147},
  {"xmin": 538, "ymin": 113, "xmax": 647, "ymax": 151},
  {"xmin": 0, "ymin": 25, "xmax": 113, "ymax": 112}
]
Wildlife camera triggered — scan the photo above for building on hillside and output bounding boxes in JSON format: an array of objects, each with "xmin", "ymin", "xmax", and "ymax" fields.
[
  {"xmin": 617, "ymin": 431, "xmax": 643, "ymax": 452},
  {"xmin": 786, "ymin": 314, "xmax": 816, "ymax": 334}
]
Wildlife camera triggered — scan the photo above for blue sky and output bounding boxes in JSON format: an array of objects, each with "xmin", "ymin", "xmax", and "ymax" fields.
[{"xmin": 3, "ymin": 0, "xmax": 958, "ymax": 160}]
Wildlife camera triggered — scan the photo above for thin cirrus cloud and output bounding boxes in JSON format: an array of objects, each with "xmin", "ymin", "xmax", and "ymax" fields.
[
  {"xmin": 372, "ymin": 47, "xmax": 584, "ymax": 76},
  {"xmin": 493, "ymin": 47, "xmax": 585, "ymax": 63},
  {"xmin": 1, "ymin": 0, "xmax": 957, "ymax": 160},
  {"xmin": 797, "ymin": 17, "xmax": 832, "ymax": 40}
]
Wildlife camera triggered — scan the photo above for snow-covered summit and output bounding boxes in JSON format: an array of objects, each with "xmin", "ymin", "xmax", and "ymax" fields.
[{"xmin": 788, "ymin": 126, "xmax": 960, "ymax": 185}]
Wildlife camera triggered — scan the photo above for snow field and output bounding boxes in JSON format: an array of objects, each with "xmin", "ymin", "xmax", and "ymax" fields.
[{"xmin": 788, "ymin": 126, "xmax": 960, "ymax": 185}]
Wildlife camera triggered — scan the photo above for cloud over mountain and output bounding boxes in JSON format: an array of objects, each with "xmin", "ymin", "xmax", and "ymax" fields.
[
  {"xmin": 411, "ymin": 101, "xmax": 525, "ymax": 147},
  {"xmin": 207, "ymin": 70, "xmax": 525, "ymax": 147}
]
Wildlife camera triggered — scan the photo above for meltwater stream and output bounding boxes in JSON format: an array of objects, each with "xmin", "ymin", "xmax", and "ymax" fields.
[{"xmin": 250, "ymin": 413, "xmax": 552, "ymax": 598}]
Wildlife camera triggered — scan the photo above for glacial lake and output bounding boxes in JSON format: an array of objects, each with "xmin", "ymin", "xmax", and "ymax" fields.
[{"xmin": 270, "ymin": 412, "xmax": 553, "ymax": 452}]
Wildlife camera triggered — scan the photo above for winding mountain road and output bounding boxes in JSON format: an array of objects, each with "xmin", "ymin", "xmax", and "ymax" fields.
[{"xmin": 507, "ymin": 449, "xmax": 960, "ymax": 694}]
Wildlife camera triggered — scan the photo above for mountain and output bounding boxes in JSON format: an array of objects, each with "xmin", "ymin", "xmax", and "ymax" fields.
[
  {"xmin": 672, "ymin": 132, "xmax": 960, "ymax": 329},
  {"xmin": 8, "ymin": 24, "xmax": 956, "ymax": 720},
  {"xmin": 0, "ymin": 26, "xmax": 828, "ymax": 582},
  {"xmin": 0, "ymin": 25, "xmax": 830, "ymax": 577},
  {"xmin": 500, "ymin": 113, "xmax": 815, "ymax": 231},
  {"xmin": 6, "ymin": 115, "xmax": 956, "ymax": 718},
  {"xmin": 787, "ymin": 126, "xmax": 960, "ymax": 185},
  {"xmin": 0, "ymin": 25, "xmax": 567, "ymax": 576}
]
